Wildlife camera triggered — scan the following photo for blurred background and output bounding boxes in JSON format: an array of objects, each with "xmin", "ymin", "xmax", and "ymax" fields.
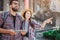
[{"xmin": 0, "ymin": 0, "xmax": 60, "ymax": 40}]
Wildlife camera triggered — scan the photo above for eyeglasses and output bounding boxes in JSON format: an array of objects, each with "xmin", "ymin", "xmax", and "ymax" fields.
[{"xmin": 12, "ymin": 2, "xmax": 20, "ymax": 6}]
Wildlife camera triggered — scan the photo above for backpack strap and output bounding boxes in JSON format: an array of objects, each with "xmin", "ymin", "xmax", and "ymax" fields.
[
  {"xmin": 3, "ymin": 12, "xmax": 8, "ymax": 21},
  {"xmin": 1, "ymin": 12, "xmax": 8, "ymax": 28},
  {"xmin": 0, "ymin": 12, "xmax": 9, "ymax": 40}
]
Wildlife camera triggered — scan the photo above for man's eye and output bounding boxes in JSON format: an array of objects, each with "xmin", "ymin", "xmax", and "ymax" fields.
[{"xmin": 13, "ymin": 3, "xmax": 19, "ymax": 5}]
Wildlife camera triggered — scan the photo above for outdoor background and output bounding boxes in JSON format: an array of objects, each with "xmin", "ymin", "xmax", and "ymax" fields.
[{"xmin": 0, "ymin": 0, "xmax": 60, "ymax": 40}]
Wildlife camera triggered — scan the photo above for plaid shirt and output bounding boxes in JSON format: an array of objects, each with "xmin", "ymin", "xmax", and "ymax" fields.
[
  {"xmin": 0, "ymin": 12, "xmax": 22, "ymax": 40},
  {"xmin": 21, "ymin": 20, "xmax": 41, "ymax": 40}
]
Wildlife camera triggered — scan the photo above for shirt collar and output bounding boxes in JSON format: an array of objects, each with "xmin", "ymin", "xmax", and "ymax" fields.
[{"xmin": 8, "ymin": 11, "xmax": 18, "ymax": 17}]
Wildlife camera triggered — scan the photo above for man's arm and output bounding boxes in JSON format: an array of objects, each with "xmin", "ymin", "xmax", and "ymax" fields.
[
  {"xmin": 0, "ymin": 13, "xmax": 9, "ymax": 34},
  {"xmin": 0, "ymin": 13, "xmax": 16, "ymax": 35},
  {"xmin": 0, "ymin": 28, "xmax": 10, "ymax": 34},
  {"xmin": 0, "ymin": 28, "xmax": 17, "ymax": 35}
]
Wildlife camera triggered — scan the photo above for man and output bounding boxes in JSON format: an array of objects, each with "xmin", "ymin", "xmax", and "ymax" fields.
[{"xmin": 0, "ymin": 0, "xmax": 22, "ymax": 40}]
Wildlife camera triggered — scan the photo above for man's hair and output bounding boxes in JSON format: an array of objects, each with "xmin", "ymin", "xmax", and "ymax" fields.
[{"xmin": 9, "ymin": 0, "xmax": 19, "ymax": 5}]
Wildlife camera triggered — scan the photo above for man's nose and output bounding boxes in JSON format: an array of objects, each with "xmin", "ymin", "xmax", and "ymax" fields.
[{"xmin": 15, "ymin": 5, "xmax": 19, "ymax": 7}]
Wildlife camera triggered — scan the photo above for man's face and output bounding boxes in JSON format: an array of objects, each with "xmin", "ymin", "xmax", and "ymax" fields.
[{"xmin": 10, "ymin": 1, "xmax": 20, "ymax": 12}]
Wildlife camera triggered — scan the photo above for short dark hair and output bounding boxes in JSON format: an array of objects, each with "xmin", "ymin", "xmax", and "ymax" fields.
[{"xmin": 9, "ymin": 0, "xmax": 19, "ymax": 5}]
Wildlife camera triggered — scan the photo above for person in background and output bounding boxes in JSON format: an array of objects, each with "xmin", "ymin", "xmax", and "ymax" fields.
[
  {"xmin": 0, "ymin": 0, "xmax": 22, "ymax": 40},
  {"xmin": 21, "ymin": 9, "xmax": 53, "ymax": 40}
]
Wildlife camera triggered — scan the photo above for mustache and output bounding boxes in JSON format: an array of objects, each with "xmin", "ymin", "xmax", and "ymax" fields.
[{"xmin": 12, "ymin": 8, "xmax": 18, "ymax": 12}]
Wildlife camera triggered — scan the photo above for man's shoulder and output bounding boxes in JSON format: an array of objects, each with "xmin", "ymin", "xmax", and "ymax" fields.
[
  {"xmin": 17, "ymin": 14, "xmax": 24, "ymax": 20},
  {"xmin": 17, "ymin": 14, "xmax": 22, "ymax": 18},
  {"xmin": 0, "ymin": 12, "xmax": 9, "ymax": 15},
  {"xmin": 0, "ymin": 12, "xmax": 9, "ymax": 17}
]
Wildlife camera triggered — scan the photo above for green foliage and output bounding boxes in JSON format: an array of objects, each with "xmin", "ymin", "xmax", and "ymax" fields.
[{"xmin": 43, "ymin": 30, "xmax": 60, "ymax": 40}]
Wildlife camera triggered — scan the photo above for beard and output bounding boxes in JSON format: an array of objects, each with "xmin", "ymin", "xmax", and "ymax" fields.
[{"xmin": 12, "ymin": 7, "xmax": 19, "ymax": 12}]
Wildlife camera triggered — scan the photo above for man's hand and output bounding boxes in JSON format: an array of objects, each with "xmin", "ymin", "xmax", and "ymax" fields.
[
  {"xmin": 20, "ymin": 30, "xmax": 27, "ymax": 36},
  {"xmin": 8, "ymin": 29, "xmax": 17, "ymax": 36}
]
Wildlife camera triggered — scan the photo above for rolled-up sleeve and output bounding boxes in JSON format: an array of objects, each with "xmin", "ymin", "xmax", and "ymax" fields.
[
  {"xmin": 31, "ymin": 20, "xmax": 41, "ymax": 29},
  {"xmin": 0, "ymin": 13, "xmax": 3, "ymax": 28}
]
